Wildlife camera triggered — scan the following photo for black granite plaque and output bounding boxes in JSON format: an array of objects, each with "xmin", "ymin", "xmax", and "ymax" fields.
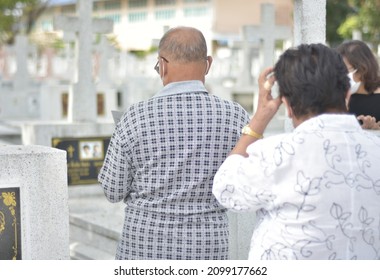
[
  {"xmin": 0, "ymin": 187, "xmax": 22, "ymax": 260},
  {"xmin": 52, "ymin": 137, "xmax": 110, "ymax": 185}
]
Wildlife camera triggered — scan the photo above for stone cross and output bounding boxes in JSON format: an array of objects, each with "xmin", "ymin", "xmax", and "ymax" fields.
[
  {"xmin": 293, "ymin": 0, "xmax": 326, "ymax": 45},
  {"xmin": 232, "ymin": 27, "xmax": 259, "ymax": 87},
  {"xmin": 60, "ymin": 32, "xmax": 76, "ymax": 83},
  {"xmin": 42, "ymin": 47, "xmax": 55, "ymax": 80},
  {"xmin": 244, "ymin": 3, "xmax": 292, "ymax": 70},
  {"xmin": 54, "ymin": 0, "xmax": 113, "ymax": 122},
  {"xmin": 12, "ymin": 35, "xmax": 35, "ymax": 90},
  {"xmin": 93, "ymin": 35, "xmax": 115, "ymax": 85}
]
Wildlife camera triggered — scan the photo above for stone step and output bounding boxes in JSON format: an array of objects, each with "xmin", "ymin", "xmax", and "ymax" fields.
[
  {"xmin": 0, "ymin": 122, "xmax": 22, "ymax": 144},
  {"xmin": 69, "ymin": 215, "xmax": 119, "ymax": 256},
  {"xmin": 70, "ymin": 241, "xmax": 115, "ymax": 260},
  {"xmin": 68, "ymin": 185, "xmax": 124, "ymax": 260}
]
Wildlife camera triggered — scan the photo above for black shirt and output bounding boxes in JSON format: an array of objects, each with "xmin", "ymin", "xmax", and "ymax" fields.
[{"xmin": 348, "ymin": 93, "xmax": 380, "ymax": 121}]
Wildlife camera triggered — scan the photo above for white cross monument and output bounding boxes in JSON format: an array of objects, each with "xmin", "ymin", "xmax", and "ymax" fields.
[
  {"xmin": 230, "ymin": 0, "xmax": 327, "ymax": 259},
  {"xmin": 54, "ymin": 0, "xmax": 113, "ymax": 123},
  {"xmin": 244, "ymin": 3, "xmax": 293, "ymax": 70}
]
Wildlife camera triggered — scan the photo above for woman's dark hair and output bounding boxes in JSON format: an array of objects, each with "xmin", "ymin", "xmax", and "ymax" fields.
[
  {"xmin": 274, "ymin": 43, "xmax": 349, "ymax": 118},
  {"xmin": 337, "ymin": 40, "xmax": 380, "ymax": 94}
]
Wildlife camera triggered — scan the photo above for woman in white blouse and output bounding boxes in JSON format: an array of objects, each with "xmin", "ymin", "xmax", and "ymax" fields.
[{"xmin": 213, "ymin": 44, "xmax": 380, "ymax": 260}]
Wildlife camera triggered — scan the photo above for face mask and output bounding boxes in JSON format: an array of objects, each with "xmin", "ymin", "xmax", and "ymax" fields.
[{"xmin": 348, "ymin": 70, "xmax": 361, "ymax": 94}]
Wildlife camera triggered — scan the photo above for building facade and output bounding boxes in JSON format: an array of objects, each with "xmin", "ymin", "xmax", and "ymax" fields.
[{"xmin": 38, "ymin": 0, "xmax": 293, "ymax": 51}]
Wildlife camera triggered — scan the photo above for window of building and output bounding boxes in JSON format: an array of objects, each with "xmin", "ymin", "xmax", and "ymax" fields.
[
  {"xmin": 184, "ymin": 7, "xmax": 209, "ymax": 17},
  {"xmin": 41, "ymin": 20, "xmax": 53, "ymax": 32},
  {"xmin": 155, "ymin": 10, "xmax": 175, "ymax": 20},
  {"xmin": 103, "ymin": 14, "xmax": 121, "ymax": 23},
  {"xmin": 128, "ymin": 12, "xmax": 147, "ymax": 22},
  {"xmin": 155, "ymin": 0, "xmax": 176, "ymax": 6},
  {"xmin": 105, "ymin": 0, "xmax": 121, "ymax": 10},
  {"xmin": 128, "ymin": 0, "xmax": 148, "ymax": 8},
  {"xmin": 184, "ymin": 0, "xmax": 210, "ymax": 3}
]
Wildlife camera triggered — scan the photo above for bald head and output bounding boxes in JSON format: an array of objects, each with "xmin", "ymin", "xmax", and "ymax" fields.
[{"xmin": 158, "ymin": 26, "xmax": 207, "ymax": 63}]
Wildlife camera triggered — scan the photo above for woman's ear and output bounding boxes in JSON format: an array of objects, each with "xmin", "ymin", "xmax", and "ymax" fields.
[
  {"xmin": 345, "ymin": 90, "xmax": 351, "ymax": 109},
  {"xmin": 282, "ymin": 97, "xmax": 293, "ymax": 118}
]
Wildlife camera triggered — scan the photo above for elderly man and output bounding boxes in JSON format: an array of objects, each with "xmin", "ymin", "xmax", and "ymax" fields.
[{"xmin": 98, "ymin": 26, "xmax": 250, "ymax": 260}]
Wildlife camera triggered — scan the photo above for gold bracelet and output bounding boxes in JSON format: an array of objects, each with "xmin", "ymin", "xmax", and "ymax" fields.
[{"xmin": 241, "ymin": 125, "xmax": 263, "ymax": 139}]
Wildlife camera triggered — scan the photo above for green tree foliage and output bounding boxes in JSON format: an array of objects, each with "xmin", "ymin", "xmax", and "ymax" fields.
[
  {"xmin": 0, "ymin": 0, "xmax": 49, "ymax": 44},
  {"xmin": 338, "ymin": 0, "xmax": 380, "ymax": 45},
  {"xmin": 326, "ymin": 0, "xmax": 355, "ymax": 46}
]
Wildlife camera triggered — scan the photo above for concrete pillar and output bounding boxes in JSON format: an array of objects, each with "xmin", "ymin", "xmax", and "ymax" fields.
[{"xmin": 294, "ymin": 0, "xmax": 326, "ymax": 45}]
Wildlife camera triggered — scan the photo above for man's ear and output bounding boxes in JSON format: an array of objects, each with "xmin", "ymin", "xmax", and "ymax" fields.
[{"xmin": 205, "ymin": 56, "xmax": 213, "ymax": 75}]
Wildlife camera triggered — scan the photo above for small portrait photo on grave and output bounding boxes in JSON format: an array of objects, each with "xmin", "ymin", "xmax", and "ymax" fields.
[{"xmin": 79, "ymin": 140, "xmax": 104, "ymax": 160}]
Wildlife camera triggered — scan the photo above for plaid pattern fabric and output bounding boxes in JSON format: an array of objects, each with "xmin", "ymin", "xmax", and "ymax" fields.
[{"xmin": 99, "ymin": 81, "xmax": 250, "ymax": 259}]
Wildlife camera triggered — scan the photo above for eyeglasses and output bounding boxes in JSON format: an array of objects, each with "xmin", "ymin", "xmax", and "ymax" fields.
[{"xmin": 154, "ymin": 56, "xmax": 169, "ymax": 74}]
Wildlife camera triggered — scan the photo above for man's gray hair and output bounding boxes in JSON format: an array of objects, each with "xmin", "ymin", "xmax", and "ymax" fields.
[{"xmin": 158, "ymin": 26, "xmax": 207, "ymax": 63}]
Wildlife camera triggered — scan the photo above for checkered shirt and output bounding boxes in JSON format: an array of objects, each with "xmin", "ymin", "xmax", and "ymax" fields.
[{"xmin": 99, "ymin": 80, "xmax": 250, "ymax": 260}]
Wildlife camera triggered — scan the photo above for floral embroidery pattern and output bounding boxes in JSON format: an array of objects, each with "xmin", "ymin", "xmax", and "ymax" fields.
[{"xmin": 213, "ymin": 114, "xmax": 380, "ymax": 259}]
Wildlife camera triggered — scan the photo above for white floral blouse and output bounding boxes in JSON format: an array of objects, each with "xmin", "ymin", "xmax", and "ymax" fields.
[{"xmin": 213, "ymin": 114, "xmax": 380, "ymax": 260}]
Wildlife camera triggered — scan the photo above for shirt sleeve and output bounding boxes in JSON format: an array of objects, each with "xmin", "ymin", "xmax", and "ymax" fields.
[
  {"xmin": 212, "ymin": 141, "xmax": 276, "ymax": 213},
  {"xmin": 98, "ymin": 124, "xmax": 133, "ymax": 203}
]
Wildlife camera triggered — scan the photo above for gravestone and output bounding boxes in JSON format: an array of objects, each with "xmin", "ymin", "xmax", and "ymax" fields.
[
  {"xmin": 52, "ymin": 136, "xmax": 110, "ymax": 185},
  {"xmin": 22, "ymin": 0, "xmax": 116, "ymax": 188},
  {"xmin": 228, "ymin": 1, "xmax": 326, "ymax": 260},
  {"xmin": 245, "ymin": 3, "xmax": 292, "ymax": 70},
  {"xmin": 0, "ymin": 145, "xmax": 69, "ymax": 259},
  {"xmin": 93, "ymin": 35, "xmax": 118, "ymax": 122},
  {"xmin": 230, "ymin": 3, "xmax": 291, "ymax": 116},
  {"xmin": 0, "ymin": 186, "xmax": 21, "ymax": 259},
  {"xmin": 54, "ymin": 0, "xmax": 113, "ymax": 122},
  {"xmin": 0, "ymin": 35, "xmax": 40, "ymax": 120},
  {"xmin": 229, "ymin": 26, "xmax": 260, "ymax": 114}
]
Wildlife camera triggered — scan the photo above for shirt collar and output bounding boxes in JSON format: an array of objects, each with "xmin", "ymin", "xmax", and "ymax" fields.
[
  {"xmin": 153, "ymin": 80, "xmax": 208, "ymax": 98},
  {"xmin": 294, "ymin": 114, "xmax": 362, "ymax": 133}
]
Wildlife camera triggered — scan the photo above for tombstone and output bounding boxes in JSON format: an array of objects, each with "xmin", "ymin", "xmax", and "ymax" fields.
[
  {"xmin": 0, "ymin": 145, "xmax": 69, "ymax": 259},
  {"xmin": 245, "ymin": 4, "xmax": 292, "ymax": 70},
  {"xmin": 0, "ymin": 35, "xmax": 40, "ymax": 120},
  {"xmin": 228, "ymin": 27, "xmax": 261, "ymax": 114},
  {"xmin": 39, "ymin": 47, "xmax": 56, "ymax": 80},
  {"xmin": 60, "ymin": 32, "xmax": 77, "ymax": 83},
  {"xmin": 233, "ymin": 27, "xmax": 260, "ymax": 89},
  {"xmin": 228, "ymin": 1, "xmax": 327, "ymax": 260},
  {"xmin": 22, "ymin": 0, "xmax": 116, "ymax": 186},
  {"xmin": 230, "ymin": 3, "xmax": 292, "ymax": 116},
  {"xmin": 93, "ymin": 35, "xmax": 118, "ymax": 121},
  {"xmin": 54, "ymin": 0, "xmax": 113, "ymax": 123}
]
